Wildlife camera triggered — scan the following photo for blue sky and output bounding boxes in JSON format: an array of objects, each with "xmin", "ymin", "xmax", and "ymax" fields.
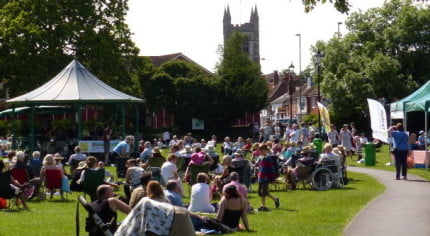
[{"xmin": 126, "ymin": 0, "xmax": 387, "ymax": 74}]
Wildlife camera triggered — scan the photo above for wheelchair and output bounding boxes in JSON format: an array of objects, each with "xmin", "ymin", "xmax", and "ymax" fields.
[{"xmin": 310, "ymin": 160, "xmax": 344, "ymax": 191}]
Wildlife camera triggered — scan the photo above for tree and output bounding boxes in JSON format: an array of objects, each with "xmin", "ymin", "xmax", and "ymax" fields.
[
  {"xmin": 216, "ymin": 32, "xmax": 268, "ymax": 124},
  {"xmin": 0, "ymin": 0, "xmax": 141, "ymax": 97},
  {"xmin": 141, "ymin": 60, "xmax": 218, "ymax": 130},
  {"xmin": 313, "ymin": 0, "xmax": 428, "ymax": 124}
]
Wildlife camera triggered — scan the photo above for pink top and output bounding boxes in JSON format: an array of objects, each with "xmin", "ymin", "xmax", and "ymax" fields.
[{"xmin": 190, "ymin": 152, "xmax": 205, "ymax": 165}]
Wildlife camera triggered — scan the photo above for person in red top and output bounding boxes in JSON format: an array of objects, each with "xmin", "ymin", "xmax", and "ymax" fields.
[{"xmin": 255, "ymin": 144, "xmax": 279, "ymax": 211}]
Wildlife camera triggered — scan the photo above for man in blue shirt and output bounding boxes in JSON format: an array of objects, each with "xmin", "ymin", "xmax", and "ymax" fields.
[
  {"xmin": 139, "ymin": 141, "xmax": 153, "ymax": 162},
  {"xmin": 112, "ymin": 135, "xmax": 135, "ymax": 161},
  {"xmin": 164, "ymin": 180, "xmax": 183, "ymax": 207}
]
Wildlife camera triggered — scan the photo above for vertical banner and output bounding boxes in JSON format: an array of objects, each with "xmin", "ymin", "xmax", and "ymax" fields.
[
  {"xmin": 367, "ymin": 98, "xmax": 388, "ymax": 143},
  {"xmin": 317, "ymin": 102, "xmax": 331, "ymax": 133}
]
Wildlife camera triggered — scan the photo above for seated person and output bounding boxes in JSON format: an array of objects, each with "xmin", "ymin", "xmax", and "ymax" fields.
[
  {"xmin": 97, "ymin": 161, "xmax": 114, "ymax": 183},
  {"xmin": 70, "ymin": 161, "xmax": 86, "ymax": 192},
  {"xmin": 188, "ymin": 173, "xmax": 215, "ymax": 213},
  {"xmin": 222, "ymin": 172, "xmax": 247, "ymax": 198},
  {"xmin": 89, "ymin": 185, "xmax": 130, "ymax": 235},
  {"xmin": 129, "ymin": 172, "xmax": 153, "ymax": 208},
  {"xmin": 164, "ymin": 180, "xmax": 184, "ymax": 207},
  {"xmin": 216, "ymin": 185, "xmax": 250, "ymax": 231},
  {"xmin": 319, "ymin": 144, "xmax": 340, "ymax": 165},
  {"xmin": 124, "ymin": 159, "xmax": 144, "ymax": 200},
  {"xmin": 68, "ymin": 146, "xmax": 87, "ymax": 173},
  {"xmin": 214, "ymin": 155, "xmax": 234, "ymax": 194},
  {"xmin": 0, "ymin": 159, "xmax": 29, "ymax": 210}
]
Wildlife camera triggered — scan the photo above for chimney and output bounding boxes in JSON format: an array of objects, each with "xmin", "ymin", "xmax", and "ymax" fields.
[
  {"xmin": 307, "ymin": 77, "xmax": 312, "ymax": 88},
  {"xmin": 273, "ymin": 70, "xmax": 279, "ymax": 86}
]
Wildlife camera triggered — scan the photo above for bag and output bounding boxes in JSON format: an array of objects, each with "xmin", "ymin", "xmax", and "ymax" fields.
[
  {"xmin": 203, "ymin": 218, "xmax": 234, "ymax": 234},
  {"xmin": 61, "ymin": 176, "xmax": 71, "ymax": 193},
  {"xmin": 407, "ymin": 156, "xmax": 414, "ymax": 169},
  {"xmin": 0, "ymin": 197, "xmax": 7, "ymax": 209}
]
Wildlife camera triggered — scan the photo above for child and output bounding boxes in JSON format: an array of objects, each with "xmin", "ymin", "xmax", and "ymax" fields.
[
  {"xmin": 354, "ymin": 133, "xmax": 368, "ymax": 162},
  {"xmin": 255, "ymin": 144, "xmax": 279, "ymax": 211}
]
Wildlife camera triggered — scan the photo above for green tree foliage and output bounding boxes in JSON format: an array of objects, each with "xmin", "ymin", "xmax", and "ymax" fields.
[
  {"xmin": 302, "ymin": 0, "xmax": 351, "ymax": 13},
  {"xmin": 314, "ymin": 0, "xmax": 429, "ymax": 124},
  {"xmin": 0, "ymin": 0, "xmax": 141, "ymax": 97},
  {"xmin": 216, "ymin": 32, "xmax": 268, "ymax": 124},
  {"xmin": 141, "ymin": 60, "xmax": 218, "ymax": 130}
]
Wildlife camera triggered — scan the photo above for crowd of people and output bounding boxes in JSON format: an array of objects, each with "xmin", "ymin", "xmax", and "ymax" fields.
[{"xmin": 2, "ymin": 120, "xmax": 408, "ymax": 235}]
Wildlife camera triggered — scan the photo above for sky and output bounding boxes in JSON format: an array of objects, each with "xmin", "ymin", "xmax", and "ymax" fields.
[{"xmin": 126, "ymin": 0, "xmax": 387, "ymax": 74}]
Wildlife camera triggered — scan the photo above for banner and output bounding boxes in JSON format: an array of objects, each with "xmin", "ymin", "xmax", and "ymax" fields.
[
  {"xmin": 79, "ymin": 140, "xmax": 121, "ymax": 153},
  {"xmin": 317, "ymin": 102, "xmax": 331, "ymax": 133},
  {"xmin": 367, "ymin": 98, "xmax": 388, "ymax": 143}
]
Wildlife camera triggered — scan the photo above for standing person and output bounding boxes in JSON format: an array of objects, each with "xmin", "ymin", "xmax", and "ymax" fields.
[
  {"xmin": 111, "ymin": 135, "xmax": 135, "ymax": 162},
  {"xmin": 262, "ymin": 123, "xmax": 272, "ymax": 142},
  {"xmin": 309, "ymin": 122, "xmax": 318, "ymax": 140},
  {"xmin": 289, "ymin": 124, "xmax": 301, "ymax": 145},
  {"xmin": 300, "ymin": 123, "xmax": 310, "ymax": 145},
  {"xmin": 418, "ymin": 130, "xmax": 426, "ymax": 150},
  {"xmin": 327, "ymin": 124, "xmax": 339, "ymax": 147},
  {"xmin": 388, "ymin": 123, "xmax": 410, "ymax": 180},
  {"xmin": 162, "ymin": 130, "xmax": 171, "ymax": 146},
  {"xmin": 274, "ymin": 123, "xmax": 281, "ymax": 141},
  {"xmin": 102, "ymin": 125, "xmax": 112, "ymax": 165},
  {"xmin": 339, "ymin": 124, "xmax": 353, "ymax": 160},
  {"xmin": 255, "ymin": 144, "xmax": 279, "ymax": 211}
]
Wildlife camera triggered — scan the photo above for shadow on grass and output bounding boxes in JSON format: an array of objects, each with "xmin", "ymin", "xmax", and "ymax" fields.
[{"xmin": 405, "ymin": 179, "xmax": 429, "ymax": 183}]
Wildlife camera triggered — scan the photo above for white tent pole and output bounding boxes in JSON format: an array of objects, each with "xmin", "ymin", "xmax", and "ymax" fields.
[
  {"xmin": 404, "ymin": 103, "xmax": 407, "ymax": 130},
  {"xmin": 425, "ymin": 110, "xmax": 427, "ymax": 149}
]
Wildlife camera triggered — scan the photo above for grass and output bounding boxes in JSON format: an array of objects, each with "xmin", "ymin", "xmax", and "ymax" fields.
[
  {"xmin": 0, "ymin": 164, "xmax": 384, "ymax": 236},
  {"xmin": 348, "ymin": 144, "xmax": 430, "ymax": 181}
]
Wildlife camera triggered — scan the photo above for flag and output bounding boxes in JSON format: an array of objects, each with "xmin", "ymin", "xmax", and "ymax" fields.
[
  {"xmin": 317, "ymin": 102, "xmax": 331, "ymax": 133},
  {"xmin": 367, "ymin": 98, "xmax": 388, "ymax": 143}
]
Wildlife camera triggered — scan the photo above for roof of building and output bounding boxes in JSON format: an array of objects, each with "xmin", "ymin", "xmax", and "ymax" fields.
[{"xmin": 148, "ymin": 52, "xmax": 212, "ymax": 74}]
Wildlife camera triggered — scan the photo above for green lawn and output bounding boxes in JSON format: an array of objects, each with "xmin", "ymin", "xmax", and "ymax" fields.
[
  {"xmin": 0, "ymin": 165, "xmax": 384, "ymax": 236},
  {"xmin": 348, "ymin": 144, "xmax": 430, "ymax": 181}
]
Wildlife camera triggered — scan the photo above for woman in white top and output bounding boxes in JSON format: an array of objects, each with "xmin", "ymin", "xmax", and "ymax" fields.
[
  {"xmin": 188, "ymin": 173, "xmax": 215, "ymax": 213},
  {"xmin": 339, "ymin": 124, "xmax": 353, "ymax": 159}
]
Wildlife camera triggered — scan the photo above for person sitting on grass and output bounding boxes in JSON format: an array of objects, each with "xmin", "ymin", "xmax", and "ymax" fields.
[
  {"xmin": 255, "ymin": 144, "xmax": 279, "ymax": 211},
  {"xmin": 188, "ymin": 173, "xmax": 216, "ymax": 213},
  {"xmin": 216, "ymin": 184, "xmax": 250, "ymax": 232}
]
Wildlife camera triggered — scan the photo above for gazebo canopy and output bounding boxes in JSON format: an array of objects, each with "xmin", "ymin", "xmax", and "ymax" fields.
[{"xmin": 7, "ymin": 59, "xmax": 143, "ymax": 105}]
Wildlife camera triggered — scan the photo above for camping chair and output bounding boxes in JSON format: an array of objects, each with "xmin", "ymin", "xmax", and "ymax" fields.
[
  {"xmin": 149, "ymin": 167, "xmax": 163, "ymax": 185},
  {"xmin": 176, "ymin": 156, "xmax": 185, "ymax": 176},
  {"xmin": 147, "ymin": 156, "xmax": 165, "ymax": 168},
  {"xmin": 76, "ymin": 195, "xmax": 113, "ymax": 236},
  {"xmin": 188, "ymin": 163, "xmax": 211, "ymax": 187},
  {"xmin": 44, "ymin": 169, "xmax": 63, "ymax": 199},
  {"xmin": 11, "ymin": 168, "xmax": 29, "ymax": 185},
  {"xmin": 115, "ymin": 157, "xmax": 128, "ymax": 179},
  {"xmin": 229, "ymin": 160, "xmax": 252, "ymax": 189},
  {"xmin": 69, "ymin": 159, "xmax": 80, "ymax": 173},
  {"xmin": 83, "ymin": 169, "xmax": 105, "ymax": 202}
]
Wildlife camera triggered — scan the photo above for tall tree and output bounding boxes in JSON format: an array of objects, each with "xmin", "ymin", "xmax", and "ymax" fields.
[
  {"xmin": 314, "ymin": 0, "xmax": 427, "ymax": 124},
  {"xmin": 216, "ymin": 32, "xmax": 268, "ymax": 124},
  {"xmin": 0, "ymin": 0, "xmax": 140, "ymax": 97}
]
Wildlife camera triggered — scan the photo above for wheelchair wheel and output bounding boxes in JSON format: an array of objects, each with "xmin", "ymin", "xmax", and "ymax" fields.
[{"xmin": 311, "ymin": 167, "xmax": 334, "ymax": 191}]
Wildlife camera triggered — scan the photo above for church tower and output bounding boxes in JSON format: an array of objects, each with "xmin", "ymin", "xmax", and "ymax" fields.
[{"xmin": 223, "ymin": 5, "xmax": 260, "ymax": 64}]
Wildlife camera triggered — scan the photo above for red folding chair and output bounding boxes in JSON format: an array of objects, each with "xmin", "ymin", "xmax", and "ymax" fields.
[
  {"xmin": 44, "ymin": 169, "xmax": 63, "ymax": 199},
  {"xmin": 11, "ymin": 168, "xmax": 29, "ymax": 185}
]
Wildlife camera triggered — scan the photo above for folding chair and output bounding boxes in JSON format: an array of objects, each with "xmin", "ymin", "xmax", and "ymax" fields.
[
  {"xmin": 29, "ymin": 159, "xmax": 42, "ymax": 177},
  {"xmin": 188, "ymin": 163, "xmax": 211, "ymax": 188},
  {"xmin": 45, "ymin": 169, "xmax": 63, "ymax": 199},
  {"xmin": 149, "ymin": 167, "xmax": 163, "ymax": 185},
  {"xmin": 83, "ymin": 169, "xmax": 105, "ymax": 202},
  {"xmin": 147, "ymin": 156, "xmax": 165, "ymax": 168},
  {"xmin": 0, "ymin": 171, "xmax": 21, "ymax": 211},
  {"xmin": 76, "ymin": 195, "xmax": 113, "ymax": 236},
  {"xmin": 229, "ymin": 160, "xmax": 252, "ymax": 188}
]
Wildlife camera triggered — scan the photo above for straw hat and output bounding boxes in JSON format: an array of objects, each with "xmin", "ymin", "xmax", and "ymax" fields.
[
  {"xmin": 76, "ymin": 161, "xmax": 87, "ymax": 170},
  {"xmin": 54, "ymin": 154, "xmax": 64, "ymax": 160},
  {"xmin": 152, "ymin": 147, "xmax": 161, "ymax": 154},
  {"xmin": 185, "ymin": 146, "xmax": 193, "ymax": 153},
  {"xmin": 301, "ymin": 146, "xmax": 311, "ymax": 154},
  {"xmin": 233, "ymin": 149, "xmax": 244, "ymax": 156}
]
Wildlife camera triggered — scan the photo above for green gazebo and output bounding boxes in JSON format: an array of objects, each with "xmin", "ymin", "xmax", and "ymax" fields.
[{"xmin": 6, "ymin": 60, "xmax": 144, "ymax": 152}]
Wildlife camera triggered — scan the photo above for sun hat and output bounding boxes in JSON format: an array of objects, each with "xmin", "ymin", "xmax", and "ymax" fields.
[
  {"xmin": 152, "ymin": 147, "xmax": 161, "ymax": 153},
  {"xmin": 76, "ymin": 161, "xmax": 87, "ymax": 170},
  {"xmin": 54, "ymin": 154, "xmax": 64, "ymax": 160},
  {"xmin": 419, "ymin": 130, "xmax": 424, "ymax": 134},
  {"xmin": 233, "ymin": 149, "xmax": 244, "ymax": 156},
  {"xmin": 300, "ymin": 146, "xmax": 311, "ymax": 154},
  {"xmin": 185, "ymin": 146, "xmax": 193, "ymax": 153}
]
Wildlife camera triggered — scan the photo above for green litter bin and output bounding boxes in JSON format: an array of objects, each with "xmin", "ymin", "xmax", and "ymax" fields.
[
  {"xmin": 364, "ymin": 142, "xmax": 376, "ymax": 166},
  {"xmin": 313, "ymin": 138, "xmax": 323, "ymax": 154}
]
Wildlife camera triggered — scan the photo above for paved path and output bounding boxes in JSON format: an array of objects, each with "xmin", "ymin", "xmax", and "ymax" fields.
[{"xmin": 344, "ymin": 167, "xmax": 430, "ymax": 236}]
